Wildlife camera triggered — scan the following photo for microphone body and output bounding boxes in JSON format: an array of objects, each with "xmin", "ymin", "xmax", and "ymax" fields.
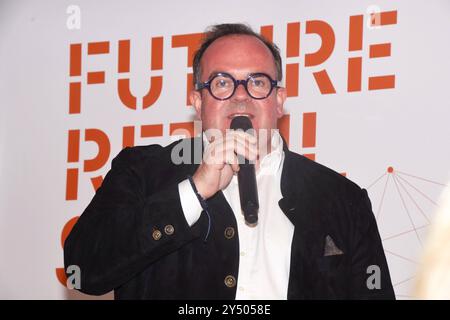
[{"xmin": 230, "ymin": 116, "xmax": 259, "ymax": 225}]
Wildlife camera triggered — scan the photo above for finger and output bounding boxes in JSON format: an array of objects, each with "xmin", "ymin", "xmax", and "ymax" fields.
[
  {"xmin": 203, "ymin": 140, "xmax": 227, "ymax": 167},
  {"xmin": 235, "ymin": 142, "xmax": 258, "ymax": 162},
  {"xmin": 228, "ymin": 130, "xmax": 257, "ymax": 144},
  {"xmin": 205, "ymin": 133, "xmax": 257, "ymax": 165},
  {"xmin": 229, "ymin": 132, "xmax": 258, "ymax": 156},
  {"xmin": 204, "ymin": 139, "xmax": 241, "ymax": 166},
  {"xmin": 223, "ymin": 136, "xmax": 258, "ymax": 162},
  {"xmin": 224, "ymin": 149, "xmax": 240, "ymax": 172}
]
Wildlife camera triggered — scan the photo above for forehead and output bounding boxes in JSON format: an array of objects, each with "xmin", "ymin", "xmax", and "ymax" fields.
[{"xmin": 200, "ymin": 35, "xmax": 277, "ymax": 80}]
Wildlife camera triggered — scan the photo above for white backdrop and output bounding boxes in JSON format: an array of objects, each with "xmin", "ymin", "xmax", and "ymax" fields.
[{"xmin": 0, "ymin": 0, "xmax": 449, "ymax": 299}]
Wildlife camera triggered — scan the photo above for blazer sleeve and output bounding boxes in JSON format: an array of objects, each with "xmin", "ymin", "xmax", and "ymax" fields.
[
  {"xmin": 349, "ymin": 188, "xmax": 396, "ymax": 299},
  {"xmin": 63, "ymin": 146, "xmax": 206, "ymax": 295}
]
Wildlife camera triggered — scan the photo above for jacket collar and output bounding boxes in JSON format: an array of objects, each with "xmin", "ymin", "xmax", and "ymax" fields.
[{"xmin": 278, "ymin": 139, "xmax": 313, "ymax": 226}]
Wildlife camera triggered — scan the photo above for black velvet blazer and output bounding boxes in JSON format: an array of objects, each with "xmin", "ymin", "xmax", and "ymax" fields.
[{"xmin": 64, "ymin": 138, "xmax": 395, "ymax": 299}]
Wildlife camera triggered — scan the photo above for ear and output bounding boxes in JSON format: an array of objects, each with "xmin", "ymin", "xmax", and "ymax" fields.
[
  {"xmin": 275, "ymin": 87, "xmax": 287, "ymax": 118},
  {"xmin": 189, "ymin": 90, "xmax": 203, "ymax": 120}
]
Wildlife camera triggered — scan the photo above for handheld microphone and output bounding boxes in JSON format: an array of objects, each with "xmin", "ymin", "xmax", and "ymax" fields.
[{"xmin": 230, "ymin": 116, "xmax": 259, "ymax": 226}]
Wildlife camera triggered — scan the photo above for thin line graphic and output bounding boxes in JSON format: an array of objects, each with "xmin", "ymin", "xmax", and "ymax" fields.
[
  {"xmin": 385, "ymin": 249, "xmax": 419, "ymax": 265},
  {"xmin": 394, "ymin": 276, "xmax": 415, "ymax": 287},
  {"xmin": 367, "ymin": 166, "xmax": 448, "ymax": 297},
  {"xmin": 392, "ymin": 175, "xmax": 422, "ymax": 246},
  {"xmin": 382, "ymin": 224, "xmax": 429, "ymax": 242},
  {"xmin": 396, "ymin": 170, "xmax": 448, "ymax": 187},
  {"xmin": 367, "ymin": 172, "xmax": 387, "ymax": 190},
  {"xmin": 395, "ymin": 174, "xmax": 438, "ymax": 206},
  {"xmin": 376, "ymin": 174, "xmax": 390, "ymax": 220},
  {"xmin": 394, "ymin": 173, "xmax": 431, "ymax": 223}
]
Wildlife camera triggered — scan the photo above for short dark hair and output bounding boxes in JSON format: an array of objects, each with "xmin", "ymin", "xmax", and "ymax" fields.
[{"xmin": 192, "ymin": 23, "xmax": 283, "ymax": 86}]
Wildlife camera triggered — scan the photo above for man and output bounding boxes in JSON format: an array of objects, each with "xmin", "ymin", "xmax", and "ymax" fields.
[{"xmin": 64, "ymin": 23, "xmax": 395, "ymax": 299}]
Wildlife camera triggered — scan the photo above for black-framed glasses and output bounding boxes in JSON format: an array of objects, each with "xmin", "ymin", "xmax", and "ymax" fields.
[{"xmin": 195, "ymin": 72, "xmax": 281, "ymax": 100}]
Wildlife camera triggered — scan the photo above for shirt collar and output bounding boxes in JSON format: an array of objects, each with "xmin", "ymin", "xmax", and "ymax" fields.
[{"xmin": 259, "ymin": 130, "xmax": 284, "ymax": 176}]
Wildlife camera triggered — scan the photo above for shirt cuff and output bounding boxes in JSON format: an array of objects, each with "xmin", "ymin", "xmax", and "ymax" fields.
[{"xmin": 178, "ymin": 179, "xmax": 203, "ymax": 227}]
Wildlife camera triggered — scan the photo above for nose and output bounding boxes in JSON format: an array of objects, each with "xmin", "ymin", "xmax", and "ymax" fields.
[{"xmin": 231, "ymin": 81, "xmax": 251, "ymax": 102}]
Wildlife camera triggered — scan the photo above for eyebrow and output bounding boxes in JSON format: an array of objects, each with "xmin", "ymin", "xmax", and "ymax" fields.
[
  {"xmin": 205, "ymin": 70, "xmax": 226, "ymax": 80},
  {"xmin": 204, "ymin": 71, "xmax": 273, "ymax": 81}
]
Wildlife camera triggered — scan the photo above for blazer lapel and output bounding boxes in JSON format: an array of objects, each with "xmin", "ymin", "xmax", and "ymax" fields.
[
  {"xmin": 278, "ymin": 142, "xmax": 323, "ymax": 299},
  {"xmin": 278, "ymin": 142, "xmax": 312, "ymax": 226}
]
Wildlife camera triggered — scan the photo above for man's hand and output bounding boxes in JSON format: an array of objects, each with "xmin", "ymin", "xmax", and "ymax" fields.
[{"xmin": 193, "ymin": 131, "xmax": 258, "ymax": 199}]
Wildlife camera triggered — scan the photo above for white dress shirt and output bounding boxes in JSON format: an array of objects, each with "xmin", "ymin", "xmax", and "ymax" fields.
[{"xmin": 178, "ymin": 131, "xmax": 294, "ymax": 299}]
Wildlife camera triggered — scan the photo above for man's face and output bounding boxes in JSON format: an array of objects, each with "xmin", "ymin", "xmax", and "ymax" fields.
[{"xmin": 190, "ymin": 35, "xmax": 286, "ymax": 144}]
